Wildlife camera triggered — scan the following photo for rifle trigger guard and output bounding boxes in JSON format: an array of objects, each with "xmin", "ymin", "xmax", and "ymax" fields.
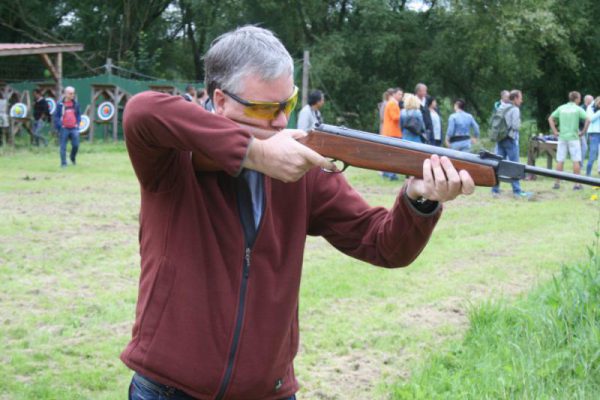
[{"xmin": 321, "ymin": 159, "xmax": 348, "ymax": 174}]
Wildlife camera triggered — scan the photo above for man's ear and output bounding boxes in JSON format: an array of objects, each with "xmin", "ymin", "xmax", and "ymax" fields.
[{"xmin": 212, "ymin": 89, "xmax": 226, "ymax": 115}]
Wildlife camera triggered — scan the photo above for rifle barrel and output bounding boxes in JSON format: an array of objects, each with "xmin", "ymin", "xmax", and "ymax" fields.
[
  {"xmin": 315, "ymin": 123, "xmax": 600, "ymax": 187},
  {"xmin": 524, "ymin": 165, "xmax": 600, "ymax": 186}
]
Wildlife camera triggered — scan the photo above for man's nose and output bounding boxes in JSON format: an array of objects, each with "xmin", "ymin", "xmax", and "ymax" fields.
[{"xmin": 270, "ymin": 110, "xmax": 289, "ymax": 129}]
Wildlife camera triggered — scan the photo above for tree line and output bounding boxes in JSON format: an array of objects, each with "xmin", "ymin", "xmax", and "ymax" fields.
[{"xmin": 2, "ymin": 0, "xmax": 599, "ymax": 131}]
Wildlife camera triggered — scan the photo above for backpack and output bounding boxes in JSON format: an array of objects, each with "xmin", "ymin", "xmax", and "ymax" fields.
[
  {"xmin": 489, "ymin": 105, "xmax": 514, "ymax": 142},
  {"xmin": 403, "ymin": 112, "xmax": 422, "ymax": 135},
  {"xmin": 62, "ymin": 102, "xmax": 77, "ymax": 129}
]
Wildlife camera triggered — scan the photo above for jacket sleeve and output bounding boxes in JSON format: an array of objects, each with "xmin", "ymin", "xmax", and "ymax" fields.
[
  {"xmin": 54, "ymin": 104, "xmax": 62, "ymax": 130},
  {"xmin": 446, "ymin": 115, "xmax": 455, "ymax": 138},
  {"xmin": 123, "ymin": 91, "xmax": 252, "ymax": 192},
  {"xmin": 297, "ymin": 107, "xmax": 311, "ymax": 131},
  {"xmin": 307, "ymin": 171, "xmax": 442, "ymax": 268},
  {"xmin": 506, "ymin": 107, "xmax": 521, "ymax": 133},
  {"xmin": 389, "ymin": 102, "xmax": 400, "ymax": 124}
]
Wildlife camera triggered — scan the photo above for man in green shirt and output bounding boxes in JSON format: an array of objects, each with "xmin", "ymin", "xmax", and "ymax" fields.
[{"xmin": 548, "ymin": 91, "xmax": 590, "ymax": 190}]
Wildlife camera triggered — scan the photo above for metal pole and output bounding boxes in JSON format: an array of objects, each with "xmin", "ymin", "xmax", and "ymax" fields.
[
  {"xmin": 56, "ymin": 52, "xmax": 63, "ymax": 97},
  {"xmin": 301, "ymin": 50, "xmax": 310, "ymax": 107},
  {"xmin": 106, "ymin": 58, "xmax": 113, "ymax": 76}
]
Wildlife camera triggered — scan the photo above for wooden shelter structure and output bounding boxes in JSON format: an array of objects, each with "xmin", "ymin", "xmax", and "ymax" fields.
[
  {"xmin": 0, "ymin": 43, "xmax": 83, "ymax": 97},
  {"xmin": 89, "ymin": 84, "xmax": 131, "ymax": 142},
  {"xmin": 0, "ymin": 43, "xmax": 82, "ymax": 146}
]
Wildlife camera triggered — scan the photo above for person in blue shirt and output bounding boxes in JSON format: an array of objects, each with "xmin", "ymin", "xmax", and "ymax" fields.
[{"xmin": 445, "ymin": 99, "xmax": 480, "ymax": 152}]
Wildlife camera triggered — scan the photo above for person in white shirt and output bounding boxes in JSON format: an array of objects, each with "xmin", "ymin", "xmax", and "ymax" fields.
[
  {"xmin": 297, "ymin": 90, "xmax": 324, "ymax": 131},
  {"xmin": 427, "ymin": 96, "xmax": 442, "ymax": 146}
]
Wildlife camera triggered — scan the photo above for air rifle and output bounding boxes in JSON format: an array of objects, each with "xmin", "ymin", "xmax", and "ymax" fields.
[{"xmin": 194, "ymin": 123, "xmax": 600, "ymax": 187}]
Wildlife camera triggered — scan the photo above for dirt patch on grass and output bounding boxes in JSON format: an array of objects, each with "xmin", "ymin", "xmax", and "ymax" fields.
[
  {"xmin": 400, "ymin": 301, "xmax": 468, "ymax": 332},
  {"xmin": 301, "ymin": 350, "xmax": 405, "ymax": 400}
]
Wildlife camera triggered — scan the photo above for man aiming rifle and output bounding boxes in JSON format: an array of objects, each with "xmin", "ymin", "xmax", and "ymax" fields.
[{"xmin": 121, "ymin": 26, "xmax": 474, "ymax": 400}]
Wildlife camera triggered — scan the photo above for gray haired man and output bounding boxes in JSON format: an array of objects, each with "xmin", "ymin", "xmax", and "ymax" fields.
[{"xmin": 122, "ymin": 25, "xmax": 474, "ymax": 400}]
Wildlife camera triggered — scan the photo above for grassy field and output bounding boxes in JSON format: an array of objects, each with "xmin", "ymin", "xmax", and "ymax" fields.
[
  {"xmin": 391, "ymin": 242, "xmax": 600, "ymax": 399},
  {"xmin": 0, "ymin": 142, "xmax": 598, "ymax": 399}
]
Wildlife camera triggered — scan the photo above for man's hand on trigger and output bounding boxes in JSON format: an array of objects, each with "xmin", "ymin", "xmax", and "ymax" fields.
[
  {"xmin": 406, "ymin": 155, "xmax": 475, "ymax": 203},
  {"xmin": 243, "ymin": 129, "xmax": 336, "ymax": 182}
]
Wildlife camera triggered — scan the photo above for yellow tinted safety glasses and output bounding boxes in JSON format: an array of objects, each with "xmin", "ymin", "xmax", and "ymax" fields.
[{"xmin": 222, "ymin": 86, "xmax": 298, "ymax": 120}]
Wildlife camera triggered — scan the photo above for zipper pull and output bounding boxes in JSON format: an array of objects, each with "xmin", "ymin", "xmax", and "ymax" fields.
[{"xmin": 244, "ymin": 247, "xmax": 251, "ymax": 278}]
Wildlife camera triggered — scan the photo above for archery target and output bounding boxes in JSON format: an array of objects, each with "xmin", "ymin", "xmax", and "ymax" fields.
[
  {"xmin": 79, "ymin": 115, "xmax": 90, "ymax": 132},
  {"xmin": 97, "ymin": 101, "xmax": 115, "ymax": 121},
  {"xmin": 9, "ymin": 103, "xmax": 28, "ymax": 119},
  {"xmin": 46, "ymin": 97, "xmax": 56, "ymax": 115}
]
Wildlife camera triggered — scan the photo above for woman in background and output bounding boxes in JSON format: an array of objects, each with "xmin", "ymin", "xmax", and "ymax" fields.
[{"xmin": 400, "ymin": 94, "xmax": 425, "ymax": 143}]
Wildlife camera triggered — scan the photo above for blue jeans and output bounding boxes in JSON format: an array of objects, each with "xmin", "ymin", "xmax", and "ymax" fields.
[
  {"xmin": 586, "ymin": 132, "xmax": 600, "ymax": 176},
  {"xmin": 491, "ymin": 137, "xmax": 522, "ymax": 194},
  {"xmin": 129, "ymin": 373, "xmax": 297, "ymax": 400},
  {"xmin": 59, "ymin": 127, "xmax": 80, "ymax": 166},
  {"xmin": 402, "ymin": 131, "xmax": 423, "ymax": 143},
  {"xmin": 32, "ymin": 119, "xmax": 48, "ymax": 146},
  {"xmin": 449, "ymin": 139, "xmax": 471, "ymax": 152}
]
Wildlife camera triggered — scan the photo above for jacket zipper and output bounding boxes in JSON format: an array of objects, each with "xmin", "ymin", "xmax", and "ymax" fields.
[
  {"xmin": 215, "ymin": 172, "xmax": 267, "ymax": 400},
  {"xmin": 214, "ymin": 247, "xmax": 251, "ymax": 400}
]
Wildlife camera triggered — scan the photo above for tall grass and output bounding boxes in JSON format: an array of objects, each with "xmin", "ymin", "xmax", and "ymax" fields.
[{"xmin": 392, "ymin": 233, "xmax": 600, "ymax": 399}]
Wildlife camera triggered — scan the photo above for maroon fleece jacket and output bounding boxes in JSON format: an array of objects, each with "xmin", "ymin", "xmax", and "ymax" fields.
[{"xmin": 120, "ymin": 91, "xmax": 442, "ymax": 399}]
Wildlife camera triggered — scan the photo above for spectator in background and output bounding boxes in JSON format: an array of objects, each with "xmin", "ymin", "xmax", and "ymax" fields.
[
  {"xmin": 445, "ymin": 99, "xmax": 480, "ymax": 152},
  {"xmin": 427, "ymin": 96, "xmax": 442, "ymax": 146},
  {"xmin": 32, "ymin": 89, "xmax": 49, "ymax": 147},
  {"xmin": 415, "ymin": 83, "xmax": 433, "ymax": 143},
  {"xmin": 182, "ymin": 84, "xmax": 197, "ymax": 102},
  {"xmin": 494, "ymin": 90, "xmax": 510, "ymax": 110},
  {"xmin": 0, "ymin": 95, "xmax": 7, "ymax": 146},
  {"xmin": 297, "ymin": 90, "xmax": 324, "ymax": 131},
  {"xmin": 380, "ymin": 88, "xmax": 403, "ymax": 180},
  {"xmin": 382, "ymin": 88, "xmax": 403, "ymax": 138},
  {"xmin": 54, "ymin": 86, "xmax": 81, "ymax": 168},
  {"xmin": 400, "ymin": 94, "xmax": 426, "ymax": 143},
  {"xmin": 491, "ymin": 90, "xmax": 532, "ymax": 199},
  {"xmin": 548, "ymin": 91, "xmax": 590, "ymax": 190},
  {"xmin": 378, "ymin": 88, "xmax": 394, "ymax": 134},
  {"xmin": 580, "ymin": 94, "xmax": 594, "ymax": 167},
  {"xmin": 585, "ymin": 97, "xmax": 600, "ymax": 176}
]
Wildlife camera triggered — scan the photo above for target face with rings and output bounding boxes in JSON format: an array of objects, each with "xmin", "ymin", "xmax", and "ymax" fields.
[
  {"xmin": 46, "ymin": 98, "xmax": 57, "ymax": 115},
  {"xmin": 10, "ymin": 103, "xmax": 28, "ymax": 119},
  {"xmin": 79, "ymin": 115, "xmax": 90, "ymax": 132},
  {"xmin": 97, "ymin": 101, "xmax": 115, "ymax": 121}
]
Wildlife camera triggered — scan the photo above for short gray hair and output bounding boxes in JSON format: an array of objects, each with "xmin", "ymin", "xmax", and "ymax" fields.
[{"xmin": 204, "ymin": 26, "xmax": 294, "ymax": 99}]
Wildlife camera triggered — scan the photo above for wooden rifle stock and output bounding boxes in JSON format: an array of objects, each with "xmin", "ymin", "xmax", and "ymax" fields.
[
  {"xmin": 193, "ymin": 123, "xmax": 600, "ymax": 188},
  {"xmin": 298, "ymin": 129, "xmax": 497, "ymax": 186}
]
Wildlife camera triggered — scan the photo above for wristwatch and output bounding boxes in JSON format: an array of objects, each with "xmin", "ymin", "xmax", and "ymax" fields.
[{"xmin": 409, "ymin": 196, "xmax": 438, "ymax": 213}]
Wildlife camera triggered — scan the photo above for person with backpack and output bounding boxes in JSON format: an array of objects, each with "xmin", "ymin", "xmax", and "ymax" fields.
[
  {"xmin": 445, "ymin": 99, "xmax": 479, "ymax": 152},
  {"xmin": 400, "ymin": 93, "xmax": 426, "ymax": 143},
  {"xmin": 490, "ymin": 90, "xmax": 533, "ymax": 199},
  {"xmin": 54, "ymin": 86, "xmax": 81, "ymax": 168}
]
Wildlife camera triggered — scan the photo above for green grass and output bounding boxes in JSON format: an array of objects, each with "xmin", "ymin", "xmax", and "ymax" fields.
[
  {"xmin": 0, "ymin": 140, "xmax": 598, "ymax": 399},
  {"xmin": 391, "ymin": 240, "xmax": 600, "ymax": 400}
]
